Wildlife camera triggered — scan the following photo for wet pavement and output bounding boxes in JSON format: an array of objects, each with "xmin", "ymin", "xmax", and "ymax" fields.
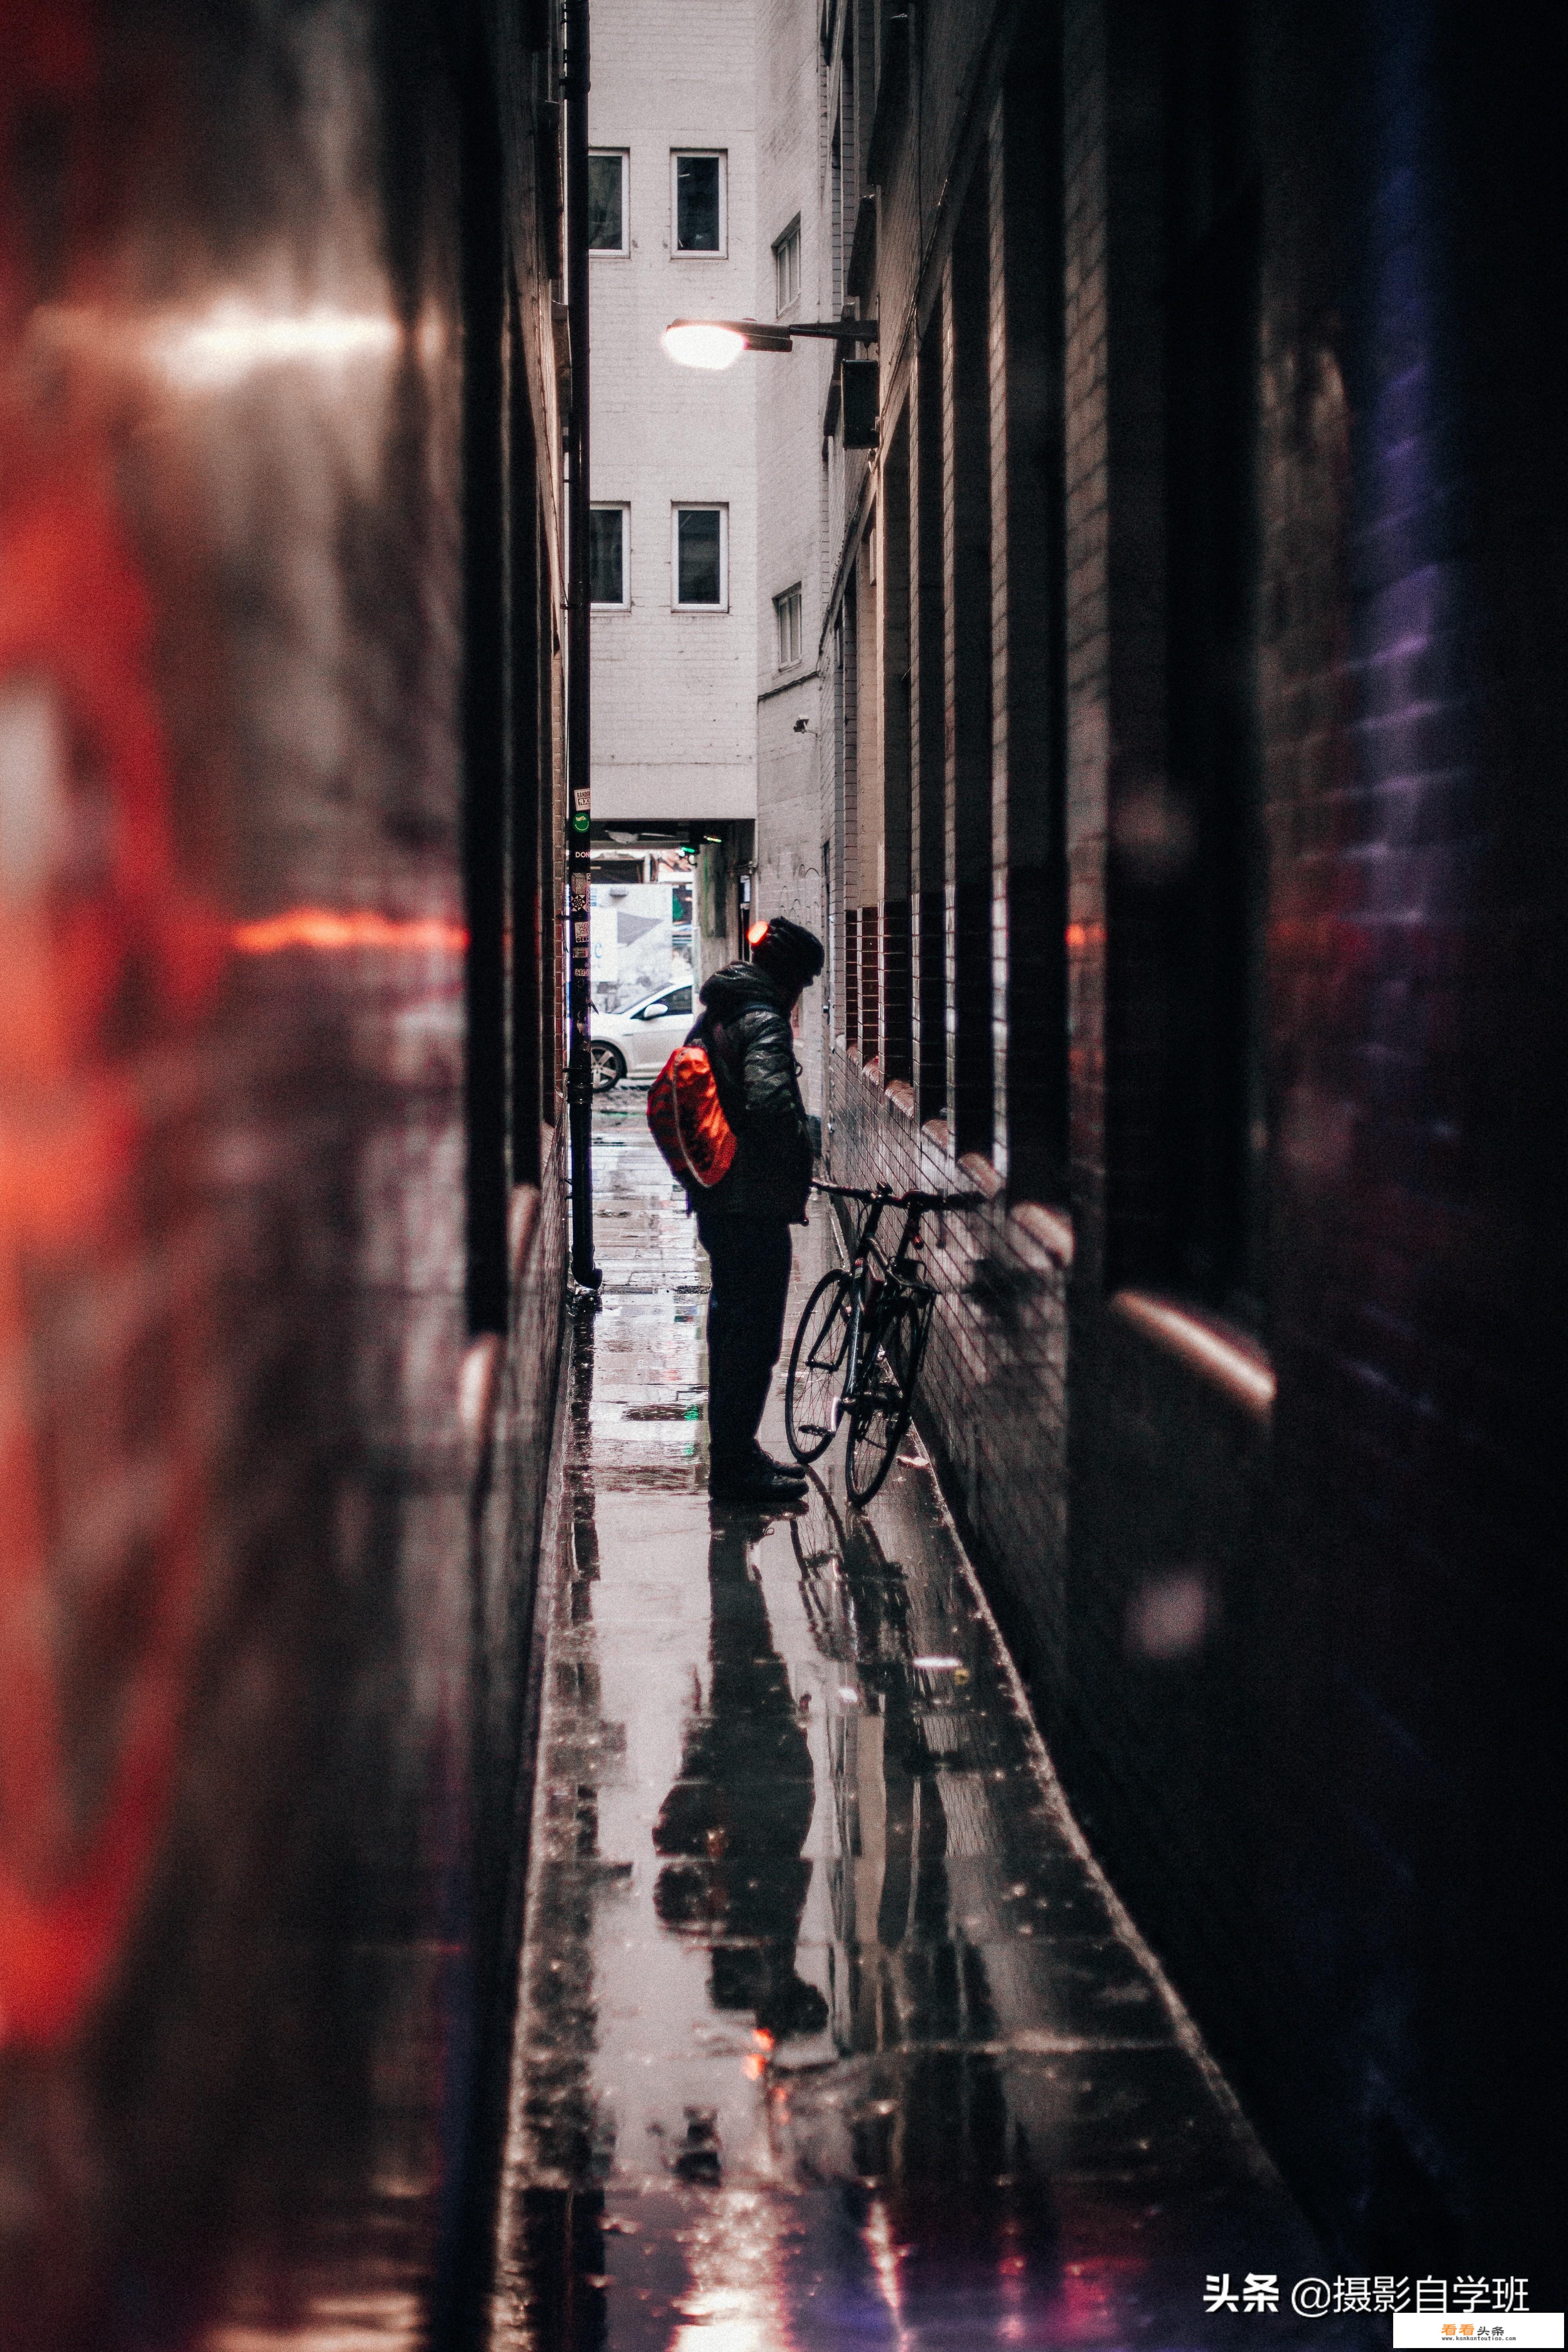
[{"xmin": 490, "ymin": 1095, "xmax": 1367, "ymax": 2350}]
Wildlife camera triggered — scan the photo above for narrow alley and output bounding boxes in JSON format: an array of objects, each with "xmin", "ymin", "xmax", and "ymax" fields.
[
  {"xmin": 2, "ymin": 0, "xmax": 1562, "ymax": 2341},
  {"xmin": 490, "ymin": 1105, "xmax": 1359, "ymax": 2349}
]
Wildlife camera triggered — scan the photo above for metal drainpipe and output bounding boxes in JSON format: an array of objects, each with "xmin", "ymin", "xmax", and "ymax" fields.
[{"xmin": 563, "ymin": 0, "xmax": 601, "ymax": 1301}]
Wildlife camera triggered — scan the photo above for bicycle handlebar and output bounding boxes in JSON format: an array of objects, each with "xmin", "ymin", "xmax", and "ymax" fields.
[{"xmin": 812, "ymin": 1180, "xmax": 989, "ymax": 1212}]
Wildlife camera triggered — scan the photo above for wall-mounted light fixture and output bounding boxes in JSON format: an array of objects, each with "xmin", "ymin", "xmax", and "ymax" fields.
[{"xmin": 662, "ymin": 315, "xmax": 878, "ymax": 370}]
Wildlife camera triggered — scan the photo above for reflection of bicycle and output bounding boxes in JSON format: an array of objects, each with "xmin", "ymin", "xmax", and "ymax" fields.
[{"xmin": 785, "ymin": 1182, "xmax": 984, "ymax": 1506}]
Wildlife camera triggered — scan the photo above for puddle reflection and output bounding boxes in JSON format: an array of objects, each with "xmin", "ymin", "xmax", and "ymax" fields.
[
  {"xmin": 653, "ymin": 1515, "xmax": 828, "ymax": 2047},
  {"xmin": 498, "ymin": 1116, "xmax": 1344, "ymax": 2349}
]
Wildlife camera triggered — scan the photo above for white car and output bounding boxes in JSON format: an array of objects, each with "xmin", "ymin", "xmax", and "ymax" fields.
[{"xmin": 590, "ymin": 982, "xmax": 695, "ymax": 1090}]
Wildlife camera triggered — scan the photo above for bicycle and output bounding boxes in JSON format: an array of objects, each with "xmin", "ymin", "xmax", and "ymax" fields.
[{"xmin": 784, "ymin": 1181, "xmax": 985, "ymax": 1506}]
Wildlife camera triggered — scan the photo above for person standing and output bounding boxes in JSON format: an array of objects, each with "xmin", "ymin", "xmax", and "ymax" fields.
[{"xmin": 684, "ymin": 917, "xmax": 825, "ymax": 1506}]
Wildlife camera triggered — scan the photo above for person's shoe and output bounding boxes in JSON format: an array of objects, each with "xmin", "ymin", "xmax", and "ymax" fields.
[
  {"xmin": 750, "ymin": 1445, "xmax": 807, "ymax": 1486},
  {"xmin": 709, "ymin": 1457, "xmax": 807, "ymax": 1508}
]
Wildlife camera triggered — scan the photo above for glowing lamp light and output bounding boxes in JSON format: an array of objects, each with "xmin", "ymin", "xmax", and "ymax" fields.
[
  {"xmin": 747, "ymin": 920, "xmax": 770, "ymax": 947},
  {"xmin": 233, "ymin": 907, "xmax": 468, "ymax": 954},
  {"xmin": 151, "ymin": 299, "xmax": 400, "ymax": 390},
  {"xmin": 662, "ymin": 320, "xmax": 747, "ymax": 371}
]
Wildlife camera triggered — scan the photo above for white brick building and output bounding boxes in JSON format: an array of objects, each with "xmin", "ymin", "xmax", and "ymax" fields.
[{"xmin": 588, "ymin": 0, "xmax": 762, "ymax": 967}]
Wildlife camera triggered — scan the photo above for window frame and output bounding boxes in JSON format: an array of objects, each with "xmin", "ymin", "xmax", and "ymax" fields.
[
  {"xmin": 773, "ymin": 582, "xmax": 803, "ymax": 668},
  {"xmin": 588, "ymin": 503, "xmax": 630, "ymax": 609},
  {"xmin": 670, "ymin": 149, "xmax": 728, "ymax": 258},
  {"xmin": 632, "ymin": 984, "xmax": 693, "ymax": 1023},
  {"xmin": 671, "ymin": 504, "xmax": 729, "ymax": 611},
  {"xmin": 586, "ymin": 149, "xmax": 629, "ymax": 256},
  {"xmin": 773, "ymin": 214, "xmax": 802, "ymax": 314}
]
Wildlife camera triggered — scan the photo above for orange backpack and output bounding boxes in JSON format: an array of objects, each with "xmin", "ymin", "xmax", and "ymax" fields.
[{"xmin": 647, "ymin": 1040, "xmax": 739, "ymax": 1188}]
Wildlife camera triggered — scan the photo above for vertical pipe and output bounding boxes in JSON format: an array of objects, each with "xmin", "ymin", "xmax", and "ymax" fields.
[{"xmin": 563, "ymin": 0, "xmax": 601, "ymax": 1294}]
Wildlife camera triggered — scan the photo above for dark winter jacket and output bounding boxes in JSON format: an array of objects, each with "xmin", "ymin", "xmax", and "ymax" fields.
[{"xmin": 684, "ymin": 962, "xmax": 813, "ymax": 1223}]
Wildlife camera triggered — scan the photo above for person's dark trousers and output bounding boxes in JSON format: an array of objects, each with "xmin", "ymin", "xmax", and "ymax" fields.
[{"xmin": 696, "ymin": 1214, "xmax": 793, "ymax": 1468}]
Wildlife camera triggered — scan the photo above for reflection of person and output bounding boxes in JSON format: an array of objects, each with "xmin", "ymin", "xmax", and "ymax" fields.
[
  {"xmin": 791, "ymin": 1485, "xmax": 921, "ymax": 1960},
  {"xmin": 652, "ymin": 1518, "xmax": 828, "ymax": 2042},
  {"xmin": 684, "ymin": 916, "xmax": 825, "ymax": 1506}
]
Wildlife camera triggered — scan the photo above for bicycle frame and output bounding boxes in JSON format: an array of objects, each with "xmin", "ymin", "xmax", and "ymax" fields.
[
  {"xmin": 784, "ymin": 1181, "xmax": 986, "ymax": 1493},
  {"xmin": 815, "ymin": 1179, "xmax": 976, "ymax": 1407}
]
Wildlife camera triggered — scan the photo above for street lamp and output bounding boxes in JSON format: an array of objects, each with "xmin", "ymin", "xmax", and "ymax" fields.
[{"xmin": 662, "ymin": 316, "xmax": 879, "ymax": 369}]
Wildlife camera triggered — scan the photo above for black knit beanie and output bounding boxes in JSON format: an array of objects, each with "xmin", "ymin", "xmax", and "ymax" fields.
[{"xmin": 750, "ymin": 916, "xmax": 826, "ymax": 989}]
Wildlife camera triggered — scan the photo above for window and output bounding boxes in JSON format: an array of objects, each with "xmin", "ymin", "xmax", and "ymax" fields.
[
  {"xmin": 588, "ymin": 505, "xmax": 628, "ymax": 606},
  {"xmin": 673, "ymin": 506, "xmax": 726, "ymax": 608},
  {"xmin": 672, "ymin": 152, "xmax": 725, "ymax": 254},
  {"xmin": 587, "ymin": 151, "xmax": 628, "ymax": 253},
  {"xmin": 635, "ymin": 986, "xmax": 692, "ymax": 1020},
  {"xmin": 773, "ymin": 216, "xmax": 801, "ymax": 312},
  {"xmin": 774, "ymin": 584, "xmax": 803, "ymax": 667}
]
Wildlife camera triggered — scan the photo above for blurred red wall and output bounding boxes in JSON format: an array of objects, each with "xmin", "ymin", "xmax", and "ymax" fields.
[{"xmin": 0, "ymin": 3, "xmax": 566, "ymax": 2341}]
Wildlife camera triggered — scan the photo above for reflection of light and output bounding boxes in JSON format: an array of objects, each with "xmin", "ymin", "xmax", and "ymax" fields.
[
  {"xmin": 864, "ymin": 2196, "xmax": 911, "ymax": 2351},
  {"xmin": 151, "ymin": 299, "xmax": 399, "ymax": 389},
  {"xmin": 1127, "ymin": 1569, "xmax": 1211, "ymax": 1660},
  {"xmin": 999, "ymin": 2214, "xmax": 1028, "ymax": 2343},
  {"xmin": 670, "ymin": 2189, "xmax": 790, "ymax": 2352},
  {"xmin": 1054, "ymin": 2256, "xmax": 1147, "ymax": 2344},
  {"xmin": 1111, "ymin": 776, "xmax": 1193, "ymax": 884},
  {"xmin": 233, "ymin": 908, "xmax": 467, "ymax": 954},
  {"xmin": 205, "ymin": 2292, "xmax": 425, "ymax": 2349},
  {"xmin": 0, "ymin": 681, "xmax": 66, "ymax": 902},
  {"xmin": 417, "ymin": 306, "xmax": 446, "ymax": 368},
  {"xmin": 663, "ymin": 321, "xmax": 746, "ymax": 370}
]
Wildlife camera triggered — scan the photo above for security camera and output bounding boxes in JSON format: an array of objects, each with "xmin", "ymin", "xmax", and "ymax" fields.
[{"xmin": 792, "ymin": 716, "xmax": 811, "ymax": 734}]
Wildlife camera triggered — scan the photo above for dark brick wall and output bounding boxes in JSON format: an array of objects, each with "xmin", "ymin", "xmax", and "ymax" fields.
[
  {"xmin": 944, "ymin": 175, "xmax": 995, "ymax": 1160},
  {"xmin": 1241, "ymin": 0, "xmax": 1563, "ymax": 2277},
  {"xmin": 0, "ymin": 3, "xmax": 568, "ymax": 2341},
  {"xmin": 1061, "ymin": 0, "xmax": 1563, "ymax": 2284},
  {"xmin": 821, "ymin": 0, "xmax": 1564, "ymax": 2292},
  {"xmin": 826, "ymin": 1058, "xmax": 1072, "ymax": 1667}
]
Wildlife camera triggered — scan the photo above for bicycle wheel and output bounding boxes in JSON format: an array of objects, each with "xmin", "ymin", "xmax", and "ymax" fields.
[
  {"xmin": 845, "ymin": 1293, "xmax": 930, "ymax": 1505},
  {"xmin": 785, "ymin": 1270, "xmax": 856, "ymax": 1461}
]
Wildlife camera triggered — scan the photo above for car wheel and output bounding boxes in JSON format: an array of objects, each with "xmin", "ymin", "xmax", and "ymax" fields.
[{"xmin": 590, "ymin": 1042, "xmax": 626, "ymax": 1093}]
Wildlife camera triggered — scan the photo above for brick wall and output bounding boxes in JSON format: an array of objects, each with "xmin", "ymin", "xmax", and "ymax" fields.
[
  {"xmin": 587, "ymin": 0, "xmax": 759, "ymax": 826},
  {"xmin": 826, "ymin": 1057, "xmax": 1071, "ymax": 1670},
  {"xmin": 1061, "ymin": 0, "xmax": 1564, "ymax": 2286},
  {"xmin": 994, "ymin": 28, "xmax": 1069, "ymax": 1204},
  {"xmin": 755, "ymin": 0, "xmax": 832, "ymax": 1116},
  {"xmin": 800, "ymin": 0, "xmax": 1564, "ymax": 2294}
]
